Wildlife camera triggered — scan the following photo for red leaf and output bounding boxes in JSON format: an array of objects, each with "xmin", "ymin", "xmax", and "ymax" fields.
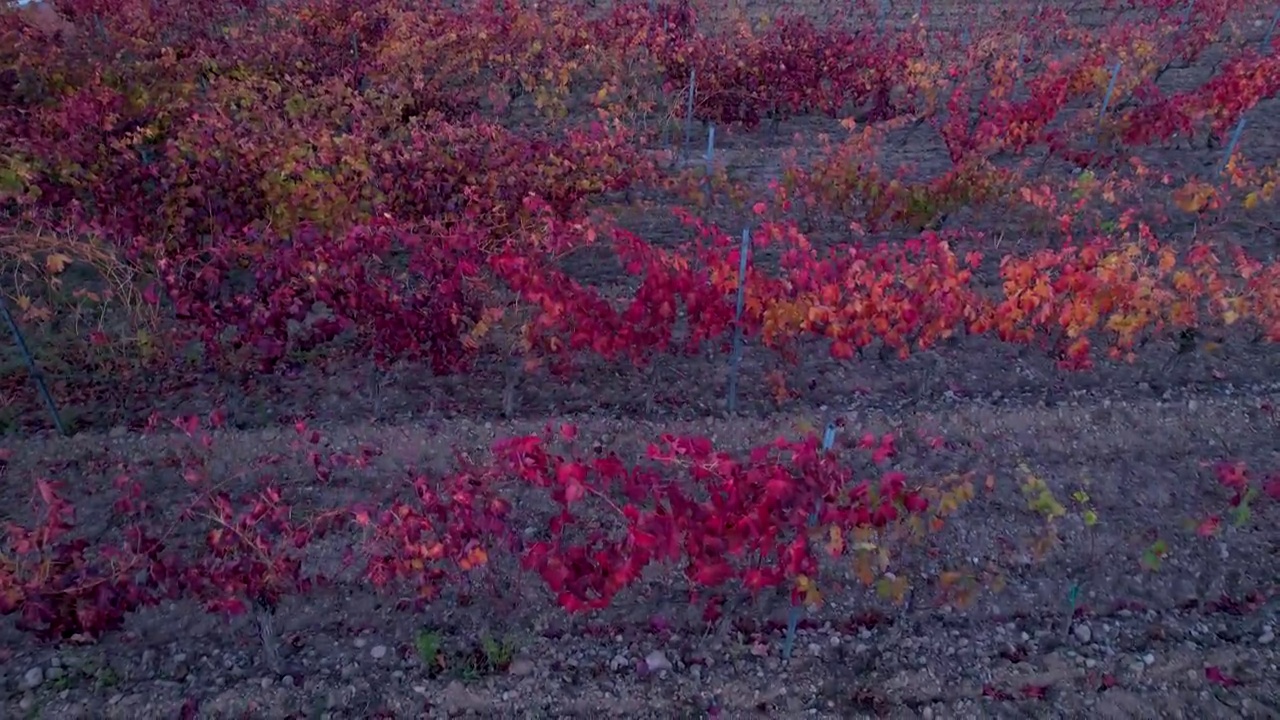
[
  {"xmin": 1020, "ymin": 684, "xmax": 1048, "ymax": 699},
  {"xmin": 691, "ymin": 562, "xmax": 733, "ymax": 587},
  {"xmin": 981, "ymin": 684, "xmax": 1013, "ymax": 700},
  {"xmin": 871, "ymin": 503, "xmax": 898, "ymax": 527},
  {"xmin": 766, "ymin": 476, "xmax": 792, "ymax": 502},
  {"xmin": 1205, "ymin": 666, "xmax": 1241, "ymax": 687},
  {"xmin": 1263, "ymin": 475, "xmax": 1280, "ymax": 501},
  {"xmin": 1215, "ymin": 462, "xmax": 1249, "ymax": 492},
  {"xmin": 1196, "ymin": 515, "xmax": 1221, "ymax": 538},
  {"xmin": 902, "ymin": 492, "xmax": 929, "ymax": 514},
  {"xmin": 558, "ymin": 462, "xmax": 588, "ymax": 505}
]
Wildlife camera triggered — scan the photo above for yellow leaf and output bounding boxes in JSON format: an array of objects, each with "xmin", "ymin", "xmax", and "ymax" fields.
[
  {"xmin": 1222, "ymin": 310, "xmax": 1239, "ymax": 326},
  {"xmin": 1173, "ymin": 181, "xmax": 1215, "ymax": 214},
  {"xmin": 796, "ymin": 575, "xmax": 823, "ymax": 607},
  {"xmin": 875, "ymin": 575, "xmax": 909, "ymax": 604},
  {"xmin": 853, "ymin": 552, "xmax": 875, "ymax": 586},
  {"xmin": 827, "ymin": 526, "xmax": 844, "ymax": 556},
  {"xmin": 1244, "ymin": 192, "xmax": 1259, "ymax": 210},
  {"xmin": 44, "ymin": 253, "xmax": 72, "ymax": 275}
]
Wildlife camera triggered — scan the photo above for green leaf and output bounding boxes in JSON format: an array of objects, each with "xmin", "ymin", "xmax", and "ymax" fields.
[
  {"xmin": 1141, "ymin": 539, "xmax": 1168, "ymax": 572},
  {"xmin": 1232, "ymin": 489, "xmax": 1256, "ymax": 527}
]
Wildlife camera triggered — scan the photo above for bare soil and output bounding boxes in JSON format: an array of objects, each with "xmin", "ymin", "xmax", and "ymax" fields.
[
  {"xmin": 3, "ymin": 3, "xmax": 1280, "ymax": 718},
  {"xmin": 2, "ymin": 383, "xmax": 1279, "ymax": 718}
]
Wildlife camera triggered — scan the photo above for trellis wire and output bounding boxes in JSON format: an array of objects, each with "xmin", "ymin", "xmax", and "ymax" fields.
[
  {"xmin": 704, "ymin": 125, "xmax": 716, "ymax": 204},
  {"xmin": 1098, "ymin": 61, "xmax": 1122, "ymax": 128},
  {"xmin": 682, "ymin": 69, "xmax": 697, "ymax": 162},
  {"xmin": 1215, "ymin": 8, "xmax": 1277, "ymax": 175},
  {"xmin": 725, "ymin": 228, "xmax": 751, "ymax": 414},
  {"xmin": 1217, "ymin": 117, "xmax": 1247, "ymax": 176},
  {"xmin": 1014, "ymin": 36, "xmax": 1025, "ymax": 94},
  {"xmin": 1092, "ymin": 61, "xmax": 1122, "ymax": 148},
  {"xmin": 781, "ymin": 420, "xmax": 840, "ymax": 661},
  {"xmin": 1265, "ymin": 6, "xmax": 1280, "ymax": 48},
  {"xmin": 1, "ymin": 296, "xmax": 67, "ymax": 436}
]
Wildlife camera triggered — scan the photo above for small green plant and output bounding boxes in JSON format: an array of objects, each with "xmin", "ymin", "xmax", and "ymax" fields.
[
  {"xmin": 1019, "ymin": 462, "xmax": 1065, "ymax": 561},
  {"xmin": 480, "ymin": 634, "xmax": 516, "ymax": 672},
  {"xmin": 1072, "ymin": 485, "xmax": 1099, "ymax": 562},
  {"xmin": 49, "ymin": 672, "xmax": 72, "ymax": 692},
  {"xmin": 1231, "ymin": 487, "xmax": 1258, "ymax": 527},
  {"xmin": 454, "ymin": 656, "xmax": 482, "ymax": 681},
  {"xmin": 415, "ymin": 630, "xmax": 442, "ymax": 670},
  {"xmin": 97, "ymin": 666, "xmax": 120, "ymax": 688},
  {"xmin": 1140, "ymin": 539, "xmax": 1169, "ymax": 572}
]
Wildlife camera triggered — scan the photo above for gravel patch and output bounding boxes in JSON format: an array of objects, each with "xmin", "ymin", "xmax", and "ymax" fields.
[{"xmin": 3, "ymin": 388, "xmax": 1278, "ymax": 717}]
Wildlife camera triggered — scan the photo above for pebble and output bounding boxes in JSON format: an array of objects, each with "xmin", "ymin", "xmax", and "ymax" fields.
[
  {"xmin": 370, "ymin": 645, "xmax": 387, "ymax": 660},
  {"xmin": 1073, "ymin": 624, "xmax": 1092, "ymax": 644},
  {"xmin": 1143, "ymin": 653, "xmax": 1156, "ymax": 666},
  {"xmin": 1259, "ymin": 626, "xmax": 1275, "ymax": 645},
  {"xmin": 23, "ymin": 667, "xmax": 43, "ymax": 689},
  {"xmin": 644, "ymin": 650, "xmax": 673, "ymax": 673},
  {"xmin": 609, "ymin": 653, "xmax": 629, "ymax": 672},
  {"xmin": 508, "ymin": 658, "xmax": 536, "ymax": 677}
]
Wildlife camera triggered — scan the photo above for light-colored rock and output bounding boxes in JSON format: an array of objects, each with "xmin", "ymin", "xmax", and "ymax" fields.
[
  {"xmin": 644, "ymin": 650, "xmax": 672, "ymax": 673},
  {"xmin": 508, "ymin": 658, "xmax": 535, "ymax": 676}
]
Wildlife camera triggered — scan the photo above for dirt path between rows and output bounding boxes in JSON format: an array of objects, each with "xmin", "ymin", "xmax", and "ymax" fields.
[{"xmin": 2, "ymin": 385, "xmax": 1278, "ymax": 718}]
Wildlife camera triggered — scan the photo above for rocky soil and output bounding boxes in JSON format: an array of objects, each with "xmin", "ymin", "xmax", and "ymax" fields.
[{"xmin": 2, "ymin": 383, "xmax": 1278, "ymax": 719}]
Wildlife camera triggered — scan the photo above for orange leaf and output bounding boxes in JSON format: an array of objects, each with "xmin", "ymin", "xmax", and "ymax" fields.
[{"xmin": 44, "ymin": 253, "xmax": 71, "ymax": 275}]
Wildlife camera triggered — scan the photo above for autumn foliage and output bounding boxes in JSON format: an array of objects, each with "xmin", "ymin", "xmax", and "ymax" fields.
[{"xmin": 2, "ymin": 0, "xmax": 1279, "ymax": 647}]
